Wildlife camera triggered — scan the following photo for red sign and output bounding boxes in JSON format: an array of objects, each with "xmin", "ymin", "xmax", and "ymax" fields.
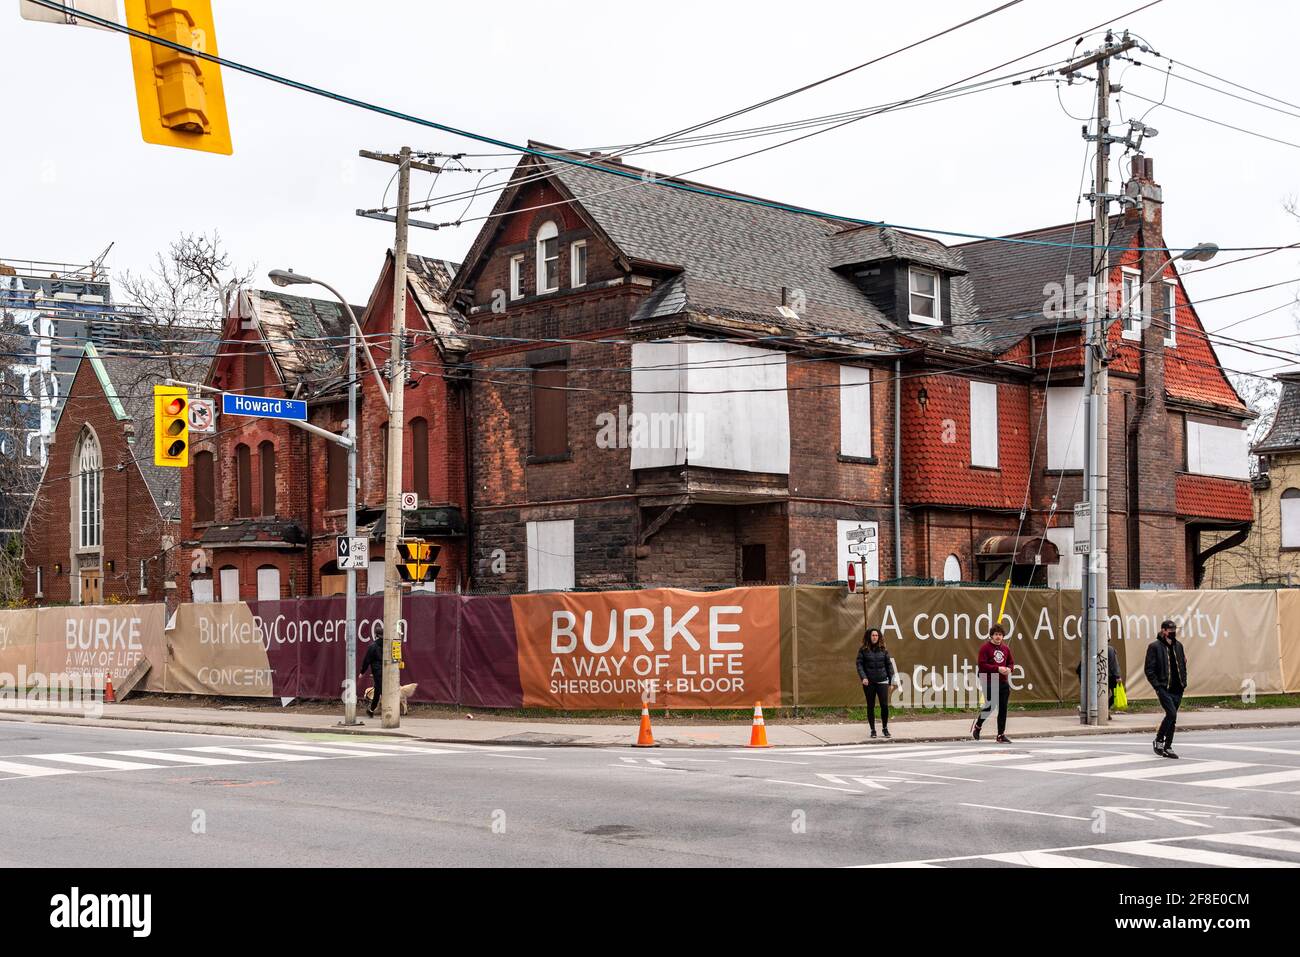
[{"xmin": 847, "ymin": 562, "xmax": 857, "ymax": 593}]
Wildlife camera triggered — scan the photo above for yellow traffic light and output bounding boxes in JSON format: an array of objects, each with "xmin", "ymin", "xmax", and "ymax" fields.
[
  {"xmin": 124, "ymin": 0, "xmax": 232, "ymax": 155},
  {"xmin": 154, "ymin": 385, "xmax": 190, "ymax": 467}
]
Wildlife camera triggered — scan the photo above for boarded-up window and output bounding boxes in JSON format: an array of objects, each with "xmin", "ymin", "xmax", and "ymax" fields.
[
  {"xmin": 741, "ymin": 544, "xmax": 767, "ymax": 583},
  {"xmin": 410, "ymin": 417, "xmax": 429, "ymax": 500},
  {"xmin": 839, "ymin": 365, "xmax": 872, "ymax": 458},
  {"xmin": 1046, "ymin": 387, "xmax": 1085, "ymax": 470},
  {"xmin": 1283, "ymin": 489, "xmax": 1300, "ymax": 548},
  {"xmin": 970, "ymin": 381, "xmax": 999, "ymax": 469},
  {"xmin": 1186, "ymin": 419, "xmax": 1250, "ymax": 479},
  {"xmin": 256, "ymin": 565, "xmax": 281, "ymax": 602},
  {"xmin": 532, "ymin": 364, "xmax": 568, "ymax": 458},
  {"xmin": 194, "ymin": 450, "xmax": 215, "ymax": 523},
  {"xmin": 327, "ymin": 436, "xmax": 347, "ymax": 510},
  {"xmin": 259, "ymin": 440, "xmax": 276, "ymax": 515},
  {"xmin": 219, "ymin": 566, "xmax": 239, "ymax": 603},
  {"xmin": 526, "ymin": 519, "xmax": 574, "ymax": 591},
  {"xmin": 244, "ymin": 350, "xmax": 265, "ymax": 395},
  {"xmin": 236, "ymin": 444, "xmax": 252, "ymax": 517}
]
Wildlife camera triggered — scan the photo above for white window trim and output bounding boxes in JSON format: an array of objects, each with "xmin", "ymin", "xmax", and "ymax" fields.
[
  {"xmin": 75, "ymin": 428, "xmax": 102, "ymax": 551},
  {"xmin": 570, "ymin": 240, "xmax": 587, "ymax": 288},
  {"xmin": 908, "ymin": 267, "xmax": 941, "ymax": 326},
  {"xmin": 509, "ymin": 254, "xmax": 525, "ymax": 300},
  {"xmin": 1162, "ymin": 277, "xmax": 1177, "ymax": 347},
  {"xmin": 1120, "ymin": 267, "xmax": 1144, "ymax": 341},
  {"xmin": 536, "ymin": 221, "xmax": 559, "ymax": 295}
]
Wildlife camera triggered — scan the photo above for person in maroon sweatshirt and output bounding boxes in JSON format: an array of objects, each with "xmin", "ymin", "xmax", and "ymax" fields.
[{"xmin": 971, "ymin": 623, "xmax": 1015, "ymax": 743}]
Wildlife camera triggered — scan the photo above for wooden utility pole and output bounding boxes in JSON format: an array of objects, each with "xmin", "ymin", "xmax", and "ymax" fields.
[{"xmin": 1059, "ymin": 32, "xmax": 1135, "ymax": 726}]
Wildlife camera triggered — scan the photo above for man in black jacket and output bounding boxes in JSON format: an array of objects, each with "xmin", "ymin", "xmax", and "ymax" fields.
[
  {"xmin": 1144, "ymin": 619, "xmax": 1188, "ymax": 759},
  {"xmin": 361, "ymin": 639, "xmax": 383, "ymax": 719}
]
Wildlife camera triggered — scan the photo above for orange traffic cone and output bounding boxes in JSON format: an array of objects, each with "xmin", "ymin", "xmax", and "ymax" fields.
[
  {"xmin": 748, "ymin": 701, "xmax": 770, "ymax": 748},
  {"xmin": 104, "ymin": 673, "xmax": 115, "ymax": 704},
  {"xmin": 634, "ymin": 702, "xmax": 658, "ymax": 747}
]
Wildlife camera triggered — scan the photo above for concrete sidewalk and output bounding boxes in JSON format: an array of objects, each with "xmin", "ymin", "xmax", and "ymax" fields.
[{"xmin": 2, "ymin": 700, "xmax": 1298, "ymax": 747}]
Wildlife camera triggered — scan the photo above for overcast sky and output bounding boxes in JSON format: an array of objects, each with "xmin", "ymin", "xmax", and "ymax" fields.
[{"xmin": 2, "ymin": 0, "xmax": 1297, "ymax": 378}]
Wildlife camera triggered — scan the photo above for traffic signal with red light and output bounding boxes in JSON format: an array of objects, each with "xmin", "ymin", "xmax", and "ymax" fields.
[{"xmin": 154, "ymin": 385, "xmax": 189, "ymax": 467}]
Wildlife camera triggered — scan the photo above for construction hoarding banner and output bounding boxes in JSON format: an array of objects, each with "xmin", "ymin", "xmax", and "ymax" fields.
[
  {"xmin": 0, "ymin": 585, "xmax": 1296, "ymax": 708},
  {"xmin": 512, "ymin": 587, "xmax": 782, "ymax": 709}
]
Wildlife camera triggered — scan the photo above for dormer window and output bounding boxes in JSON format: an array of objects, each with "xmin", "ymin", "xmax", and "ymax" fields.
[
  {"xmin": 536, "ymin": 221, "xmax": 559, "ymax": 294},
  {"xmin": 908, "ymin": 267, "xmax": 940, "ymax": 325},
  {"xmin": 510, "ymin": 254, "xmax": 525, "ymax": 300}
]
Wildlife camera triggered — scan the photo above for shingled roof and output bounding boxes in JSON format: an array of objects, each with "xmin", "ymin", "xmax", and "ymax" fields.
[
  {"xmin": 1253, "ymin": 371, "xmax": 1300, "ymax": 455},
  {"xmin": 236, "ymin": 289, "xmax": 356, "ymax": 396},
  {"xmin": 522, "ymin": 144, "xmax": 900, "ymax": 343}
]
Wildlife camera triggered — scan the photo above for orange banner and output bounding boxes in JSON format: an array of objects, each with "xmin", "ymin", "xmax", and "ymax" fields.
[{"xmin": 512, "ymin": 587, "xmax": 781, "ymax": 709}]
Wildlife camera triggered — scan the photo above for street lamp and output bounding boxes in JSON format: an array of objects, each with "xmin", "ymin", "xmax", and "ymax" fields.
[{"xmin": 268, "ymin": 268, "xmax": 375, "ymax": 727}]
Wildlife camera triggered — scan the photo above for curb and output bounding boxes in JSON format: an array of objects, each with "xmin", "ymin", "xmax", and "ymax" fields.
[{"xmin": 3, "ymin": 707, "xmax": 1298, "ymax": 749}]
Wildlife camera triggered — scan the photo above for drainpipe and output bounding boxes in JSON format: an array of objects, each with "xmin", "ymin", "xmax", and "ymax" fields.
[{"xmin": 893, "ymin": 359, "xmax": 903, "ymax": 580}]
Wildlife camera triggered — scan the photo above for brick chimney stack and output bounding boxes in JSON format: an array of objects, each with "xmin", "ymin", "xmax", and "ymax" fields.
[{"xmin": 1124, "ymin": 154, "xmax": 1163, "ymax": 231}]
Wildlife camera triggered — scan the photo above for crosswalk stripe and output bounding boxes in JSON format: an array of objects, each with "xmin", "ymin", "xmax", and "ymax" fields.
[
  {"xmin": 313, "ymin": 742, "xmax": 455, "ymax": 753},
  {"xmin": 933, "ymin": 752, "xmax": 1039, "ymax": 765},
  {"xmin": 850, "ymin": 748, "xmax": 973, "ymax": 761},
  {"xmin": 184, "ymin": 747, "xmax": 323, "ymax": 762},
  {"xmin": 1011, "ymin": 754, "xmax": 1160, "ymax": 772},
  {"xmin": 1195, "ymin": 768, "xmax": 1300, "ymax": 790},
  {"xmin": 108, "ymin": 750, "xmax": 244, "ymax": 766},
  {"xmin": 242, "ymin": 743, "xmax": 406, "ymax": 758},
  {"xmin": 1101, "ymin": 841, "xmax": 1299, "ymax": 868},
  {"xmin": 0, "ymin": 759, "xmax": 75, "ymax": 777},
  {"xmin": 1196, "ymin": 829, "xmax": 1300, "ymax": 854},
  {"xmin": 981, "ymin": 850, "xmax": 1132, "ymax": 868},
  {"xmin": 1095, "ymin": 760, "xmax": 1254, "ymax": 780},
  {"xmin": 30, "ymin": 753, "xmax": 167, "ymax": 771}
]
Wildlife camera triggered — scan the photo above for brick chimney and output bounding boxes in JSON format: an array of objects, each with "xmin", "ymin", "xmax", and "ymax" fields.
[{"xmin": 1124, "ymin": 154, "xmax": 1162, "ymax": 231}]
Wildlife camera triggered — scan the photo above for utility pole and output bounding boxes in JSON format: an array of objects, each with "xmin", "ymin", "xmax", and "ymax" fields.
[
  {"xmin": 369, "ymin": 145, "xmax": 412, "ymax": 729},
  {"xmin": 1060, "ymin": 31, "xmax": 1136, "ymax": 726},
  {"xmin": 344, "ymin": 324, "xmax": 359, "ymax": 725}
]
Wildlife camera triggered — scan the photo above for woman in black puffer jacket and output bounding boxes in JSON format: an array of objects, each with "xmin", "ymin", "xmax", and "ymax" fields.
[{"xmin": 856, "ymin": 628, "xmax": 897, "ymax": 738}]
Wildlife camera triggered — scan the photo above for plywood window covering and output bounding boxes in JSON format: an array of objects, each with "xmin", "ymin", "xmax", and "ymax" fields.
[
  {"xmin": 236, "ymin": 443, "xmax": 252, "ymax": 518},
  {"xmin": 259, "ymin": 440, "xmax": 276, "ymax": 515},
  {"xmin": 194, "ymin": 450, "xmax": 215, "ymax": 522},
  {"xmin": 532, "ymin": 364, "xmax": 568, "ymax": 458},
  {"xmin": 410, "ymin": 417, "xmax": 429, "ymax": 500}
]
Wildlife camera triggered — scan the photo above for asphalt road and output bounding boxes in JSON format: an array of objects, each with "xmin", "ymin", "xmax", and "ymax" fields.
[{"xmin": 1, "ymin": 720, "xmax": 1298, "ymax": 867}]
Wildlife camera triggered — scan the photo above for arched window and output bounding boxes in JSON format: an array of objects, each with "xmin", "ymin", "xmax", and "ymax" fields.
[
  {"xmin": 535, "ymin": 220, "xmax": 559, "ymax": 294},
  {"xmin": 194, "ymin": 451, "xmax": 215, "ymax": 523},
  {"xmin": 259, "ymin": 441, "xmax": 276, "ymax": 515},
  {"xmin": 1283, "ymin": 489, "xmax": 1300, "ymax": 548},
  {"xmin": 943, "ymin": 554, "xmax": 962, "ymax": 584},
  {"xmin": 74, "ymin": 428, "xmax": 102, "ymax": 549},
  {"xmin": 410, "ymin": 417, "xmax": 429, "ymax": 501},
  {"xmin": 235, "ymin": 444, "xmax": 252, "ymax": 517},
  {"xmin": 327, "ymin": 435, "xmax": 347, "ymax": 510}
]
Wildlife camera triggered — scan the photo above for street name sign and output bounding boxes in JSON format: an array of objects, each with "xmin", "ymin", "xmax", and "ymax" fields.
[{"xmin": 222, "ymin": 393, "xmax": 307, "ymax": 421}]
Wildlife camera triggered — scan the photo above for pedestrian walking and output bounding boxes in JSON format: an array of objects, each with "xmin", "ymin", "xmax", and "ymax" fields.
[
  {"xmin": 361, "ymin": 638, "xmax": 383, "ymax": 718},
  {"xmin": 1144, "ymin": 619, "xmax": 1187, "ymax": 759},
  {"xmin": 856, "ymin": 627, "xmax": 896, "ymax": 739},
  {"xmin": 971, "ymin": 622, "xmax": 1014, "ymax": 743}
]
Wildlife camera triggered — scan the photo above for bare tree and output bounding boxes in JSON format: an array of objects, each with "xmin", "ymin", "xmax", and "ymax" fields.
[
  {"xmin": 114, "ymin": 231, "xmax": 254, "ymax": 385},
  {"xmin": 0, "ymin": 326, "xmax": 42, "ymax": 605}
]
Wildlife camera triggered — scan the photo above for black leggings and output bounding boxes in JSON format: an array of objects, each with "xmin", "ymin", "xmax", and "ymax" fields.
[
  {"xmin": 862, "ymin": 682, "xmax": 890, "ymax": 731},
  {"xmin": 977, "ymin": 676, "xmax": 1011, "ymax": 736}
]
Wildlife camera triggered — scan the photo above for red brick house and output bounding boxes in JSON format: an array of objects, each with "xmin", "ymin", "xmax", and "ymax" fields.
[
  {"xmin": 447, "ymin": 146, "xmax": 1251, "ymax": 591},
  {"xmin": 23, "ymin": 344, "xmax": 202, "ymax": 605},
  {"xmin": 177, "ymin": 257, "xmax": 469, "ymax": 602}
]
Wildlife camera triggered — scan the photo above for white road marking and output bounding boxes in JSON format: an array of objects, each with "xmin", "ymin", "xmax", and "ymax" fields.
[
  {"xmin": 1011, "ymin": 754, "xmax": 1160, "ymax": 772},
  {"xmin": 1100, "ymin": 841, "xmax": 1299, "ymax": 868},
  {"xmin": 30, "ymin": 753, "xmax": 167, "ymax": 771},
  {"xmin": 1195, "ymin": 768, "xmax": 1300, "ymax": 790},
  {"xmin": 1165, "ymin": 744, "xmax": 1300, "ymax": 756},
  {"xmin": 108, "ymin": 750, "xmax": 243, "ymax": 766},
  {"xmin": 766, "ymin": 778, "xmax": 861, "ymax": 794},
  {"xmin": 185, "ymin": 747, "xmax": 322, "ymax": 762},
  {"xmin": 608, "ymin": 763, "xmax": 687, "ymax": 774},
  {"xmin": 1196, "ymin": 828, "xmax": 1300, "ymax": 855},
  {"xmin": 849, "ymin": 747, "xmax": 973, "ymax": 761},
  {"xmin": 891, "ymin": 769, "xmax": 984, "ymax": 783},
  {"xmin": 0, "ymin": 759, "xmax": 74, "ymax": 777},
  {"xmin": 1095, "ymin": 760, "xmax": 1253, "ymax": 780},
  {"xmin": 1094, "ymin": 793, "xmax": 1230, "ymax": 809},
  {"xmin": 959, "ymin": 803, "xmax": 1091, "ymax": 821},
  {"xmin": 933, "ymin": 752, "xmax": 1040, "ymax": 765},
  {"xmin": 729, "ymin": 756, "xmax": 810, "ymax": 765},
  {"xmin": 245, "ymin": 743, "xmax": 412, "ymax": 758},
  {"xmin": 981, "ymin": 850, "xmax": 1131, "ymax": 868}
]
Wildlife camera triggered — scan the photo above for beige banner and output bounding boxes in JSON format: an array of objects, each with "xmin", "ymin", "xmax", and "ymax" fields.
[
  {"xmin": 0, "ymin": 609, "xmax": 38, "ymax": 683},
  {"xmin": 1115, "ymin": 590, "xmax": 1282, "ymax": 700},
  {"xmin": 166, "ymin": 603, "xmax": 273, "ymax": 696},
  {"xmin": 34, "ymin": 604, "xmax": 168, "ymax": 688},
  {"xmin": 1280, "ymin": 590, "xmax": 1300, "ymax": 693}
]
